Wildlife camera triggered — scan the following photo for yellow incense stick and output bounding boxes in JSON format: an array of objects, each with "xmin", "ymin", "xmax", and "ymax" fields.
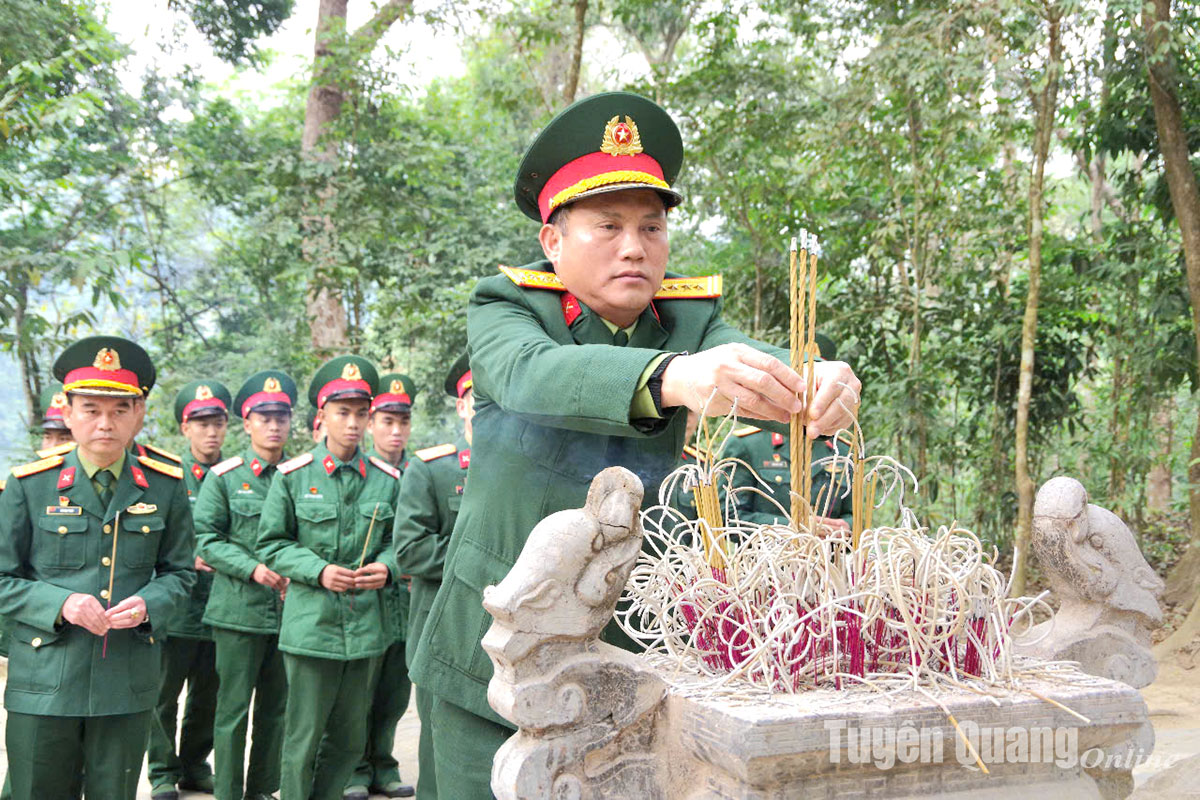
[
  {"xmin": 789, "ymin": 235, "xmax": 805, "ymax": 525},
  {"xmin": 357, "ymin": 503, "xmax": 381, "ymax": 570},
  {"xmin": 102, "ymin": 510, "xmax": 120, "ymax": 658}
]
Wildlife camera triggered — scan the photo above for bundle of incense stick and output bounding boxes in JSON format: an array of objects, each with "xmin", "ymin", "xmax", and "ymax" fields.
[{"xmin": 789, "ymin": 233, "xmax": 820, "ymax": 527}]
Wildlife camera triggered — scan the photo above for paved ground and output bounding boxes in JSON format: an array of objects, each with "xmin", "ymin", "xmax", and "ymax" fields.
[{"xmin": 0, "ymin": 666, "xmax": 421, "ymax": 800}]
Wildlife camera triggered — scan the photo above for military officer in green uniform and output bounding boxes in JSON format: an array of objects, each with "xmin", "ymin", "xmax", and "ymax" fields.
[
  {"xmin": 392, "ymin": 354, "xmax": 475, "ymax": 800},
  {"xmin": 146, "ymin": 380, "xmax": 233, "ymax": 799},
  {"xmin": 0, "ymin": 335, "xmax": 196, "ymax": 800},
  {"xmin": 257, "ymin": 356, "xmax": 403, "ymax": 800},
  {"xmin": 194, "ymin": 370, "xmax": 296, "ymax": 800},
  {"xmin": 340, "ymin": 373, "xmax": 417, "ymax": 800},
  {"xmin": 408, "ymin": 92, "xmax": 862, "ymax": 797},
  {"xmin": 36, "ymin": 385, "xmax": 75, "ymax": 451}
]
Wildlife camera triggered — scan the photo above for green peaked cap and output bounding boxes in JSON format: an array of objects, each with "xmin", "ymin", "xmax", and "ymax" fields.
[
  {"xmin": 372, "ymin": 372, "xmax": 417, "ymax": 413},
  {"xmin": 234, "ymin": 370, "xmax": 297, "ymax": 418},
  {"xmin": 309, "ymin": 355, "xmax": 379, "ymax": 408},
  {"xmin": 174, "ymin": 379, "xmax": 233, "ymax": 423},
  {"xmin": 444, "ymin": 353, "xmax": 471, "ymax": 398},
  {"xmin": 514, "ymin": 91, "xmax": 684, "ymax": 222},
  {"xmin": 37, "ymin": 385, "xmax": 69, "ymax": 430},
  {"xmin": 53, "ymin": 335, "xmax": 156, "ymax": 397}
]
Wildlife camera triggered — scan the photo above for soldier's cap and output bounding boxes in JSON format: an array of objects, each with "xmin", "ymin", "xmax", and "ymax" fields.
[
  {"xmin": 372, "ymin": 373, "xmax": 416, "ymax": 414},
  {"xmin": 174, "ymin": 379, "xmax": 232, "ymax": 423},
  {"xmin": 38, "ymin": 385, "xmax": 69, "ymax": 430},
  {"xmin": 53, "ymin": 336, "xmax": 155, "ymax": 398},
  {"xmin": 514, "ymin": 91, "xmax": 683, "ymax": 223},
  {"xmin": 444, "ymin": 353, "xmax": 472, "ymax": 398},
  {"xmin": 234, "ymin": 370, "xmax": 297, "ymax": 418},
  {"xmin": 309, "ymin": 355, "xmax": 378, "ymax": 409}
]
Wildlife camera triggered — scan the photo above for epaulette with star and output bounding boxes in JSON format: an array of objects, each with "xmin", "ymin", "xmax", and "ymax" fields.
[
  {"xmin": 369, "ymin": 455, "xmax": 401, "ymax": 480},
  {"xmin": 499, "ymin": 266, "xmax": 722, "ymax": 299},
  {"xmin": 36, "ymin": 441, "xmax": 78, "ymax": 459},
  {"xmin": 212, "ymin": 456, "xmax": 244, "ymax": 476},
  {"xmin": 732, "ymin": 425, "xmax": 762, "ymax": 437},
  {"xmin": 139, "ymin": 455, "xmax": 182, "ymax": 480},
  {"xmin": 11, "ymin": 455, "xmax": 65, "ymax": 479},
  {"xmin": 415, "ymin": 443, "xmax": 456, "ymax": 462},
  {"xmin": 141, "ymin": 443, "xmax": 182, "ymax": 464},
  {"xmin": 278, "ymin": 452, "xmax": 314, "ymax": 475}
]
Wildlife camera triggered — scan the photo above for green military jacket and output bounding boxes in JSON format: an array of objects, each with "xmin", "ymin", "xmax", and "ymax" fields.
[
  {"xmin": 722, "ymin": 427, "xmax": 854, "ymax": 527},
  {"xmin": 371, "ymin": 446, "xmax": 410, "ymax": 646},
  {"xmin": 194, "ymin": 448, "xmax": 284, "ymax": 635},
  {"xmin": 168, "ymin": 450, "xmax": 216, "ymax": 640},
  {"xmin": 392, "ymin": 437, "xmax": 469, "ymax": 671},
  {"xmin": 0, "ymin": 449, "xmax": 196, "ymax": 716},
  {"xmin": 257, "ymin": 442, "xmax": 401, "ymax": 661},
  {"xmin": 409, "ymin": 262, "xmax": 788, "ymax": 724}
]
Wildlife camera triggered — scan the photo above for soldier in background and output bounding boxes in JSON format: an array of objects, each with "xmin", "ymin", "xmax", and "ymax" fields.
[{"xmin": 146, "ymin": 380, "xmax": 233, "ymax": 800}]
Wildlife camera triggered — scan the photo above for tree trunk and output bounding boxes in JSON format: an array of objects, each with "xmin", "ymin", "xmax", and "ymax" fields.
[
  {"xmin": 563, "ymin": 0, "xmax": 588, "ymax": 104},
  {"xmin": 1146, "ymin": 397, "xmax": 1175, "ymax": 513},
  {"xmin": 301, "ymin": 0, "xmax": 411, "ymax": 353},
  {"xmin": 1012, "ymin": 7, "xmax": 1062, "ymax": 597},
  {"xmin": 1144, "ymin": 0, "xmax": 1200, "ymax": 612}
]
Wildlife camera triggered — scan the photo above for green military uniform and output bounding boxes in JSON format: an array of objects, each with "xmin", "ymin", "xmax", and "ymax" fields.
[
  {"xmin": 146, "ymin": 380, "xmax": 233, "ymax": 798},
  {"xmin": 0, "ymin": 336, "xmax": 196, "ymax": 800},
  {"xmin": 410, "ymin": 87, "xmax": 792, "ymax": 800},
  {"xmin": 722, "ymin": 426, "xmax": 855, "ymax": 527},
  {"xmin": 393, "ymin": 435, "xmax": 469, "ymax": 800},
  {"xmin": 257, "ymin": 356, "xmax": 402, "ymax": 800},
  {"xmin": 343, "ymin": 372, "xmax": 417, "ymax": 800},
  {"xmin": 194, "ymin": 370, "xmax": 297, "ymax": 800}
]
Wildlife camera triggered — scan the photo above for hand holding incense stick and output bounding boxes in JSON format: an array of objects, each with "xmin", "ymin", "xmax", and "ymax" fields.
[{"xmin": 357, "ymin": 502, "xmax": 381, "ymax": 570}]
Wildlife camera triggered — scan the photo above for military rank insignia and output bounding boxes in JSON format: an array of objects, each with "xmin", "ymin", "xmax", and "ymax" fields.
[
  {"xmin": 126, "ymin": 503, "xmax": 158, "ymax": 515},
  {"xmin": 45, "ymin": 504, "xmax": 81, "ymax": 515}
]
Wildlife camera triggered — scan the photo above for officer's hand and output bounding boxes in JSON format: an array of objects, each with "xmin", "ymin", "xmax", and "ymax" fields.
[
  {"xmin": 279, "ymin": 577, "xmax": 289, "ymax": 602},
  {"xmin": 320, "ymin": 564, "xmax": 357, "ymax": 592},
  {"xmin": 105, "ymin": 595, "xmax": 149, "ymax": 629},
  {"xmin": 660, "ymin": 344, "xmax": 803, "ymax": 424},
  {"xmin": 806, "ymin": 361, "xmax": 861, "ymax": 437},
  {"xmin": 195, "ymin": 556, "xmax": 214, "ymax": 573},
  {"xmin": 62, "ymin": 593, "xmax": 110, "ymax": 636},
  {"xmin": 252, "ymin": 563, "xmax": 286, "ymax": 590},
  {"xmin": 354, "ymin": 562, "xmax": 389, "ymax": 590},
  {"xmin": 813, "ymin": 515, "xmax": 851, "ymax": 533}
]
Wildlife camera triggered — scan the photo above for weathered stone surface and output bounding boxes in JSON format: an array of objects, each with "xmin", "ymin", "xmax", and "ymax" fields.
[
  {"xmin": 1015, "ymin": 476, "xmax": 1164, "ymax": 689},
  {"xmin": 485, "ymin": 470, "xmax": 1155, "ymax": 800}
]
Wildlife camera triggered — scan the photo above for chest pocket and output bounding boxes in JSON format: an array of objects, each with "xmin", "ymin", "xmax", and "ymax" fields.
[
  {"xmin": 230, "ymin": 498, "xmax": 264, "ymax": 544},
  {"xmin": 357, "ymin": 501, "xmax": 393, "ymax": 558},
  {"xmin": 121, "ymin": 514, "xmax": 164, "ymax": 568},
  {"xmin": 295, "ymin": 502, "xmax": 338, "ymax": 556},
  {"xmin": 36, "ymin": 515, "xmax": 90, "ymax": 570}
]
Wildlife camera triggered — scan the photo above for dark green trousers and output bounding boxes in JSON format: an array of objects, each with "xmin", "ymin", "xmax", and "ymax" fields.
[
  {"xmin": 347, "ymin": 640, "xmax": 411, "ymax": 789},
  {"xmin": 147, "ymin": 636, "xmax": 218, "ymax": 789},
  {"xmin": 282, "ymin": 653, "xmax": 380, "ymax": 800},
  {"xmin": 414, "ymin": 686, "xmax": 437, "ymax": 800},
  {"xmin": 211, "ymin": 627, "xmax": 287, "ymax": 800},
  {"xmin": 430, "ymin": 695, "xmax": 513, "ymax": 800},
  {"xmin": 5, "ymin": 710, "xmax": 148, "ymax": 800}
]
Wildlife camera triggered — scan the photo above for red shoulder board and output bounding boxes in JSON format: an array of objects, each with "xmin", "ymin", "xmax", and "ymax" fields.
[
  {"xmin": 415, "ymin": 444, "xmax": 456, "ymax": 462},
  {"xmin": 772, "ymin": 432, "xmax": 785, "ymax": 447},
  {"xmin": 459, "ymin": 449, "xmax": 471, "ymax": 470},
  {"xmin": 731, "ymin": 425, "xmax": 761, "ymax": 438},
  {"xmin": 131, "ymin": 465, "xmax": 149, "ymax": 488},
  {"xmin": 369, "ymin": 455, "xmax": 401, "ymax": 480},
  {"xmin": 12, "ymin": 455, "xmax": 65, "ymax": 481},
  {"xmin": 212, "ymin": 456, "xmax": 244, "ymax": 476},
  {"xmin": 561, "ymin": 292, "xmax": 582, "ymax": 326},
  {"xmin": 278, "ymin": 452, "xmax": 314, "ymax": 475},
  {"xmin": 137, "ymin": 456, "xmax": 181, "ymax": 480}
]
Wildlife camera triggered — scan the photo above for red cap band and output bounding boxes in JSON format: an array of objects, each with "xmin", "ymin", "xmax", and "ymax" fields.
[
  {"xmin": 317, "ymin": 378, "xmax": 371, "ymax": 408},
  {"xmin": 537, "ymin": 151, "xmax": 667, "ymax": 223},
  {"xmin": 456, "ymin": 370, "xmax": 473, "ymax": 399},
  {"xmin": 182, "ymin": 397, "xmax": 228, "ymax": 422},
  {"xmin": 63, "ymin": 365, "xmax": 141, "ymax": 395},
  {"xmin": 241, "ymin": 391, "xmax": 292, "ymax": 418},
  {"xmin": 370, "ymin": 392, "xmax": 412, "ymax": 413}
]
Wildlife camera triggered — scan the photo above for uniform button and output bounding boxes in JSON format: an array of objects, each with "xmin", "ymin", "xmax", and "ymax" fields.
[
  {"xmin": 103, "ymin": 525, "xmax": 112, "ymax": 534},
  {"xmin": 774, "ymin": 475, "xmax": 783, "ymax": 483},
  {"xmin": 57, "ymin": 526, "xmax": 67, "ymax": 534},
  {"xmin": 141, "ymin": 525, "xmax": 150, "ymax": 533},
  {"xmin": 100, "ymin": 589, "xmax": 110, "ymax": 600},
  {"xmin": 31, "ymin": 637, "xmax": 42, "ymax": 648},
  {"xmin": 102, "ymin": 556, "xmax": 111, "ymax": 567},
  {"xmin": 149, "ymin": 636, "xmax": 155, "ymax": 644}
]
